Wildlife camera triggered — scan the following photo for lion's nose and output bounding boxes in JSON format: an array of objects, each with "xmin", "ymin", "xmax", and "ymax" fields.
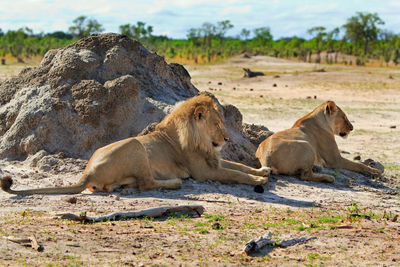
[
  {"xmin": 224, "ymin": 137, "xmax": 229, "ymax": 142},
  {"xmin": 349, "ymin": 124, "xmax": 353, "ymax": 131}
]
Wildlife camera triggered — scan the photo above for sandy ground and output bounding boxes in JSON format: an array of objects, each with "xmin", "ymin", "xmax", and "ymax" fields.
[{"xmin": 0, "ymin": 55, "xmax": 399, "ymax": 266}]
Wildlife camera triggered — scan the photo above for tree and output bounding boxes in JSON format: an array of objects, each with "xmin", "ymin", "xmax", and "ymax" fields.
[
  {"xmin": 216, "ymin": 20, "xmax": 233, "ymax": 39},
  {"xmin": 119, "ymin": 22, "xmax": 153, "ymax": 40},
  {"xmin": 46, "ymin": 31, "xmax": 73, "ymax": 40},
  {"xmin": 240, "ymin": 28, "xmax": 250, "ymax": 40},
  {"xmin": 307, "ymin": 26, "xmax": 326, "ymax": 63},
  {"xmin": 343, "ymin": 12, "xmax": 384, "ymax": 55},
  {"xmin": 69, "ymin": 16, "xmax": 104, "ymax": 38},
  {"xmin": 253, "ymin": 27, "xmax": 272, "ymax": 43}
]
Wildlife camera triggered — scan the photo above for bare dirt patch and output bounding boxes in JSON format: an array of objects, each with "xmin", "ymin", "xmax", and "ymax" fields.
[{"xmin": 1, "ymin": 54, "xmax": 399, "ymax": 266}]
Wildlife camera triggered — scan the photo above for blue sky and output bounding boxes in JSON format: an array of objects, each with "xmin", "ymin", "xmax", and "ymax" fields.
[{"xmin": 1, "ymin": 0, "xmax": 400, "ymax": 39}]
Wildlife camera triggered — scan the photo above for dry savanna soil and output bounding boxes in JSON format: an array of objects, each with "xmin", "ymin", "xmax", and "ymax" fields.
[{"xmin": 1, "ymin": 55, "xmax": 400, "ymax": 266}]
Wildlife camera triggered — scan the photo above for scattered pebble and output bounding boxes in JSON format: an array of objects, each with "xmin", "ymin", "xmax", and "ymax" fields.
[
  {"xmin": 273, "ymin": 83, "xmax": 277, "ymax": 87},
  {"xmin": 65, "ymin": 197, "xmax": 77, "ymax": 204},
  {"xmin": 217, "ymin": 82, "xmax": 222, "ymax": 85},
  {"xmin": 362, "ymin": 158, "xmax": 385, "ymax": 173},
  {"xmin": 390, "ymin": 125, "xmax": 396, "ymax": 129},
  {"xmin": 254, "ymin": 185, "xmax": 264, "ymax": 194},
  {"xmin": 353, "ymin": 155, "xmax": 361, "ymax": 161}
]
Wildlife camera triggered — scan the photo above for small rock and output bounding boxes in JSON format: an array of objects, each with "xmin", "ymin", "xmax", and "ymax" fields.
[
  {"xmin": 217, "ymin": 82, "xmax": 222, "ymax": 85},
  {"xmin": 362, "ymin": 158, "xmax": 385, "ymax": 173},
  {"xmin": 353, "ymin": 155, "xmax": 361, "ymax": 161},
  {"xmin": 272, "ymin": 83, "xmax": 277, "ymax": 87},
  {"xmin": 249, "ymin": 88, "xmax": 254, "ymax": 91},
  {"xmin": 390, "ymin": 125, "xmax": 396, "ymax": 129},
  {"xmin": 254, "ymin": 185, "xmax": 264, "ymax": 193},
  {"xmin": 314, "ymin": 95, "xmax": 317, "ymax": 99},
  {"xmin": 65, "ymin": 197, "xmax": 77, "ymax": 204},
  {"xmin": 273, "ymin": 75, "xmax": 280, "ymax": 78}
]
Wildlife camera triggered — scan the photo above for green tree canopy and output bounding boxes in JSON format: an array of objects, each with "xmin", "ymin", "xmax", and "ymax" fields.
[
  {"xmin": 69, "ymin": 16, "xmax": 104, "ymax": 38},
  {"xmin": 119, "ymin": 21, "xmax": 153, "ymax": 40},
  {"xmin": 343, "ymin": 12, "xmax": 384, "ymax": 55},
  {"xmin": 253, "ymin": 27, "xmax": 273, "ymax": 42}
]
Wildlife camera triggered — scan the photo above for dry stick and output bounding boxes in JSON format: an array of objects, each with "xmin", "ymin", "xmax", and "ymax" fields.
[
  {"xmin": 56, "ymin": 204, "xmax": 205, "ymax": 223},
  {"xmin": 3, "ymin": 235, "xmax": 44, "ymax": 252},
  {"xmin": 243, "ymin": 232, "xmax": 317, "ymax": 255}
]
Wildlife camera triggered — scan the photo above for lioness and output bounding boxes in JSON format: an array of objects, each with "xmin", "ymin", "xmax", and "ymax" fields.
[
  {"xmin": 255, "ymin": 101, "xmax": 382, "ymax": 182},
  {"xmin": 2, "ymin": 95, "xmax": 269, "ymax": 195}
]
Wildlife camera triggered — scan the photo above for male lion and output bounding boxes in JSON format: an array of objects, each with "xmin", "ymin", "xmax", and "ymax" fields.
[
  {"xmin": 2, "ymin": 95, "xmax": 269, "ymax": 195},
  {"xmin": 255, "ymin": 101, "xmax": 382, "ymax": 183}
]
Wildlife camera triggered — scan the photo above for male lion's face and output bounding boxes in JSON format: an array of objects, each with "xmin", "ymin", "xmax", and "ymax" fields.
[
  {"xmin": 195, "ymin": 105, "xmax": 229, "ymax": 151},
  {"xmin": 332, "ymin": 107, "xmax": 353, "ymax": 138}
]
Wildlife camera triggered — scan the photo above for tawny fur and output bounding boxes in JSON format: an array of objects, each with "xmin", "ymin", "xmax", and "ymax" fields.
[
  {"xmin": 255, "ymin": 101, "xmax": 382, "ymax": 183},
  {"xmin": 1, "ymin": 94, "xmax": 269, "ymax": 195}
]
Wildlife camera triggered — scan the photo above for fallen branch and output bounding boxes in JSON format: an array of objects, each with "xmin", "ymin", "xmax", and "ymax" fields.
[
  {"xmin": 3, "ymin": 235, "xmax": 43, "ymax": 252},
  {"xmin": 56, "ymin": 204, "xmax": 204, "ymax": 223},
  {"xmin": 243, "ymin": 68, "xmax": 264, "ymax": 78},
  {"xmin": 243, "ymin": 232, "xmax": 316, "ymax": 255}
]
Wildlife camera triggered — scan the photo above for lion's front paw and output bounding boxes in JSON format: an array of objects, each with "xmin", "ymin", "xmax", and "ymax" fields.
[
  {"xmin": 253, "ymin": 175, "xmax": 268, "ymax": 185},
  {"xmin": 258, "ymin": 167, "xmax": 272, "ymax": 177},
  {"xmin": 368, "ymin": 167, "xmax": 382, "ymax": 178}
]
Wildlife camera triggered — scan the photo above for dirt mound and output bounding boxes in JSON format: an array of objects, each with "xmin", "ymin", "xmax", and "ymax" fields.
[
  {"xmin": 0, "ymin": 33, "xmax": 264, "ymax": 166},
  {"xmin": 0, "ymin": 34, "xmax": 198, "ymax": 159}
]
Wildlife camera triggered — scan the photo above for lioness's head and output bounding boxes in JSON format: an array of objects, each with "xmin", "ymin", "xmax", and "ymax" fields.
[{"xmin": 325, "ymin": 101, "xmax": 353, "ymax": 138}]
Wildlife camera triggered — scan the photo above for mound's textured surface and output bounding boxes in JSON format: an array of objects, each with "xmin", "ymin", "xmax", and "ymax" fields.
[{"xmin": 0, "ymin": 33, "xmax": 269, "ymax": 166}]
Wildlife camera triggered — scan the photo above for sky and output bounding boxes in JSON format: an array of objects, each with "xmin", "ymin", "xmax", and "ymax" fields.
[{"xmin": 1, "ymin": 0, "xmax": 400, "ymax": 39}]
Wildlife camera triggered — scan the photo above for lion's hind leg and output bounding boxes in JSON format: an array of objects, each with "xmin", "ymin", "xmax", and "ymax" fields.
[
  {"xmin": 127, "ymin": 141, "xmax": 182, "ymax": 191},
  {"xmin": 300, "ymin": 169, "xmax": 335, "ymax": 183},
  {"xmin": 154, "ymin": 178, "xmax": 182, "ymax": 189}
]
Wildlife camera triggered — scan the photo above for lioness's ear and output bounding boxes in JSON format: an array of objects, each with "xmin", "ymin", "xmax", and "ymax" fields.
[
  {"xmin": 194, "ymin": 105, "xmax": 207, "ymax": 120},
  {"xmin": 325, "ymin": 101, "xmax": 337, "ymax": 115}
]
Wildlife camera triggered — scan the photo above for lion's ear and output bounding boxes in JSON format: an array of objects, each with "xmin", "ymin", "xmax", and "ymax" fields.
[
  {"xmin": 325, "ymin": 101, "xmax": 337, "ymax": 115},
  {"xmin": 194, "ymin": 105, "xmax": 207, "ymax": 120}
]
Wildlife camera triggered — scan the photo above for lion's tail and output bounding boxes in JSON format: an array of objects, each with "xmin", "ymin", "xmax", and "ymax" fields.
[{"xmin": 1, "ymin": 175, "xmax": 89, "ymax": 195}]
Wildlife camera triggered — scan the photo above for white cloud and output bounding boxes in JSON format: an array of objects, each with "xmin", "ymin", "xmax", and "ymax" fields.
[
  {"xmin": 222, "ymin": 5, "xmax": 252, "ymax": 15},
  {"xmin": 297, "ymin": 3, "xmax": 338, "ymax": 13}
]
